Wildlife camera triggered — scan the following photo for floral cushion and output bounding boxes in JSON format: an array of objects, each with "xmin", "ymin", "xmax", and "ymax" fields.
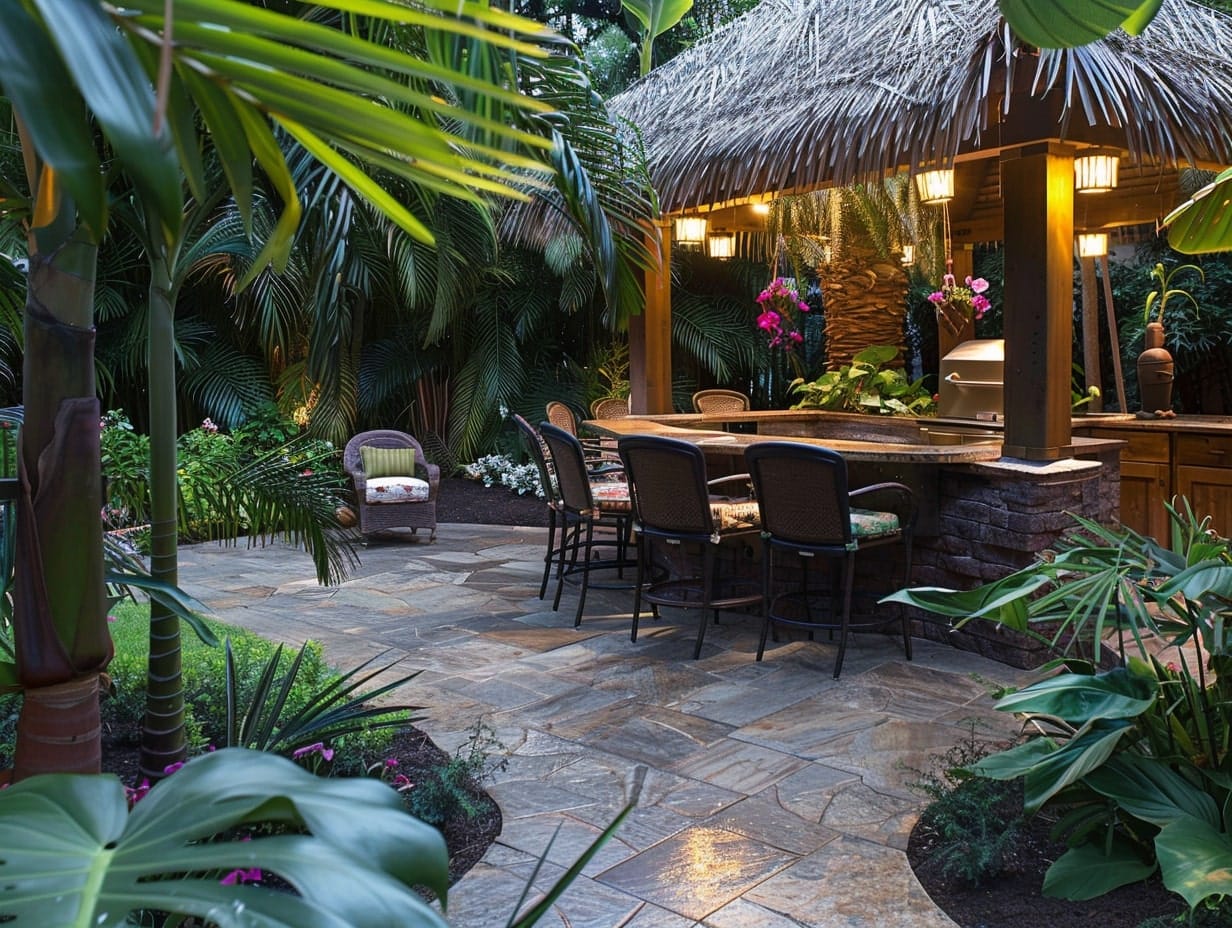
[
  {"xmin": 850, "ymin": 507, "xmax": 899, "ymax": 538},
  {"xmin": 366, "ymin": 475, "xmax": 431, "ymax": 505},
  {"xmin": 590, "ymin": 480, "xmax": 631, "ymax": 513},
  {"xmin": 710, "ymin": 500, "xmax": 761, "ymax": 532}
]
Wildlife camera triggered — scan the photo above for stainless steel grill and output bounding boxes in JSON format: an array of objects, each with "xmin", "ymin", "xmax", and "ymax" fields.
[{"xmin": 937, "ymin": 339, "xmax": 1004, "ymax": 421}]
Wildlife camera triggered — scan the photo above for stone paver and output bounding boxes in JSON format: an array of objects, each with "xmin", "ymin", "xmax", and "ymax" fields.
[{"xmin": 176, "ymin": 524, "xmax": 1033, "ymax": 927}]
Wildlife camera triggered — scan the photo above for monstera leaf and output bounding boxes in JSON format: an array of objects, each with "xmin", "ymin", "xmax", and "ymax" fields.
[
  {"xmin": 998, "ymin": 0, "xmax": 1164, "ymax": 48},
  {"xmin": 0, "ymin": 748, "xmax": 450, "ymax": 927}
]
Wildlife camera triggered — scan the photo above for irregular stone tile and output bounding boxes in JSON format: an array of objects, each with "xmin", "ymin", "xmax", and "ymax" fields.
[
  {"xmin": 730, "ymin": 698, "xmax": 888, "ymax": 758},
  {"xmin": 669, "ymin": 680, "xmax": 811, "ymax": 727},
  {"xmin": 702, "ymin": 896, "xmax": 824, "ymax": 927},
  {"xmin": 597, "ymin": 826, "xmax": 796, "ymax": 921},
  {"xmin": 705, "ymin": 796, "xmax": 839, "ymax": 856},
  {"xmin": 487, "ymin": 778, "xmax": 598, "ymax": 819},
  {"xmin": 578, "ymin": 713, "xmax": 732, "ymax": 769},
  {"xmin": 502, "ymin": 687, "xmax": 631, "ymax": 728},
  {"xmin": 478, "ymin": 625, "xmax": 606, "ymax": 652},
  {"xmin": 671, "ymin": 739, "xmax": 808, "ymax": 795},
  {"xmin": 768, "ymin": 763, "xmax": 862, "ymax": 823},
  {"xmin": 496, "ymin": 812, "xmax": 636, "ymax": 875},
  {"xmin": 622, "ymin": 903, "xmax": 698, "ymax": 927},
  {"xmin": 814, "ymin": 782, "xmax": 919, "ymax": 848},
  {"xmin": 742, "ymin": 836, "xmax": 957, "ymax": 928}
]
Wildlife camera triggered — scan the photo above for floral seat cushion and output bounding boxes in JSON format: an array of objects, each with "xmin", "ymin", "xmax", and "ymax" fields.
[
  {"xmin": 850, "ymin": 507, "xmax": 900, "ymax": 539},
  {"xmin": 590, "ymin": 480, "xmax": 631, "ymax": 513},
  {"xmin": 366, "ymin": 475, "xmax": 431, "ymax": 505},
  {"xmin": 710, "ymin": 500, "xmax": 761, "ymax": 533}
]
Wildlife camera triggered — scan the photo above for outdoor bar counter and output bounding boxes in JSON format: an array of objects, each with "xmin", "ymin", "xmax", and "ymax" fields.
[{"xmin": 587, "ymin": 409, "xmax": 1125, "ymax": 661}]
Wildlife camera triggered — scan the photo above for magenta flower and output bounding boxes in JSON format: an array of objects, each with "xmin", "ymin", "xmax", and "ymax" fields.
[
  {"xmin": 163, "ymin": 761, "xmax": 185, "ymax": 776},
  {"xmin": 756, "ymin": 310, "xmax": 781, "ymax": 332},
  {"xmin": 292, "ymin": 742, "xmax": 335, "ymax": 763},
  {"xmin": 125, "ymin": 778, "xmax": 152, "ymax": 807},
  {"xmin": 968, "ymin": 277, "xmax": 990, "ymax": 294},
  {"xmin": 220, "ymin": 867, "xmax": 262, "ymax": 886}
]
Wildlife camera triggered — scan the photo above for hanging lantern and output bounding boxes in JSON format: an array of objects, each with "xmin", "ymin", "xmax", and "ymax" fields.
[
  {"xmin": 915, "ymin": 169, "xmax": 955, "ymax": 205},
  {"xmin": 673, "ymin": 216, "xmax": 708, "ymax": 246},
  {"xmin": 900, "ymin": 243, "xmax": 915, "ymax": 265},
  {"xmin": 707, "ymin": 232, "xmax": 736, "ymax": 260},
  {"xmin": 1074, "ymin": 150, "xmax": 1119, "ymax": 194},
  {"xmin": 750, "ymin": 202, "xmax": 771, "ymax": 216},
  {"xmin": 1077, "ymin": 233, "xmax": 1109, "ymax": 257}
]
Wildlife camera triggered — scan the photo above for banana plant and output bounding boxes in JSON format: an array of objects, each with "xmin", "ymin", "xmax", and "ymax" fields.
[{"xmin": 622, "ymin": 0, "xmax": 694, "ymax": 75}]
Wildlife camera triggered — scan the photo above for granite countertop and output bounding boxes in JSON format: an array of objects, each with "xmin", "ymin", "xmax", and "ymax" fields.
[{"xmin": 1072, "ymin": 413, "xmax": 1232, "ymax": 433}]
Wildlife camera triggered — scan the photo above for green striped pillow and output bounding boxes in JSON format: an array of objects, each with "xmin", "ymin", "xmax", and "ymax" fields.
[{"xmin": 361, "ymin": 445, "xmax": 416, "ymax": 479}]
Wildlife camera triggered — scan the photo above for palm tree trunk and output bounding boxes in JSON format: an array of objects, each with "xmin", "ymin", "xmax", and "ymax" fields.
[
  {"xmin": 12, "ymin": 210, "xmax": 109, "ymax": 780},
  {"xmin": 139, "ymin": 236, "xmax": 186, "ymax": 778}
]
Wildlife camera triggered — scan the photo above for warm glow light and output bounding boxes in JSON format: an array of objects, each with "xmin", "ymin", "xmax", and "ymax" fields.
[
  {"xmin": 915, "ymin": 169, "xmax": 954, "ymax": 205},
  {"xmin": 1074, "ymin": 150, "xmax": 1119, "ymax": 193},
  {"xmin": 751, "ymin": 203, "xmax": 771, "ymax": 216},
  {"xmin": 1077, "ymin": 233, "xmax": 1109, "ymax": 258},
  {"xmin": 707, "ymin": 232, "xmax": 736, "ymax": 260},
  {"xmin": 900, "ymin": 244, "xmax": 915, "ymax": 265},
  {"xmin": 673, "ymin": 216, "xmax": 708, "ymax": 245}
]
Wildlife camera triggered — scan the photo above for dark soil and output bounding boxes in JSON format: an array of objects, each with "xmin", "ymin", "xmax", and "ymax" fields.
[
  {"xmin": 907, "ymin": 801, "xmax": 1187, "ymax": 927},
  {"xmin": 437, "ymin": 476, "xmax": 548, "ymax": 527}
]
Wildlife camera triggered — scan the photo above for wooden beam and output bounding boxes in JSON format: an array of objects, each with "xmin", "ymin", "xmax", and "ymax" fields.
[
  {"xmin": 1000, "ymin": 142, "xmax": 1075, "ymax": 461},
  {"xmin": 629, "ymin": 220, "xmax": 673, "ymax": 414}
]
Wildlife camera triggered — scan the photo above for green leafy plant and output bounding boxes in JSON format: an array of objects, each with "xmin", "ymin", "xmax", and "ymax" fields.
[
  {"xmin": 223, "ymin": 640, "xmax": 421, "ymax": 767},
  {"xmin": 406, "ymin": 720, "xmax": 509, "ymax": 828},
  {"xmin": 0, "ymin": 747, "xmax": 453, "ymax": 927},
  {"xmin": 790, "ymin": 345, "xmax": 936, "ymax": 416},
  {"xmin": 1143, "ymin": 261, "xmax": 1204, "ymax": 327},
  {"xmin": 910, "ymin": 726, "xmax": 1023, "ymax": 888},
  {"xmin": 885, "ymin": 501, "xmax": 1232, "ymax": 912}
]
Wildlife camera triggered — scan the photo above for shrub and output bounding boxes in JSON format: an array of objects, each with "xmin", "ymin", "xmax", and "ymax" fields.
[
  {"xmin": 791, "ymin": 345, "xmax": 936, "ymax": 416},
  {"xmin": 406, "ymin": 720, "xmax": 508, "ymax": 827},
  {"xmin": 463, "ymin": 453, "xmax": 544, "ymax": 498},
  {"xmin": 911, "ymin": 724, "xmax": 1022, "ymax": 888}
]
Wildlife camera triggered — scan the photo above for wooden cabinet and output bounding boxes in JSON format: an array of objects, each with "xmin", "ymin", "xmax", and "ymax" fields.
[
  {"xmin": 1083, "ymin": 428, "xmax": 1170, "ymax": 538},
  {"xmin": 1175, "ymin": 434, "xmax": 1232, "ymax": 529}
]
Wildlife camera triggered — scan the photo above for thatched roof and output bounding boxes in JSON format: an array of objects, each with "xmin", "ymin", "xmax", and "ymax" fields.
[{"xmin": 610, "ymin": 0, "xmax": 1232, "ymax": 213}]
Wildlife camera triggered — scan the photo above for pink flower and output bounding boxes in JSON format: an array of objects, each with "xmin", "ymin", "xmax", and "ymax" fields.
[
  {"xmin": 125, "ymin": 778, "xmax": 152, "ymax": 807},
  {"xmin": 384, "ymin": 758, "xmax": 398, "ymax": 768},
  {"xmin": 200, "ymin": 418, "xmax": 219, "ymax": 434},
  {"xmin": 972, "ymin": 294, "xmax": 991, "ymax": 318},
  {"xmin": 163, "ymin": 761, "xmax": 185, "ymax": 776},
  {"xmin": 300, "ymin": 468, "xmax": 314, "ymax": 477},
  {"xmin": 927, "ymin": 291, "xmax": 945, "ymax": 305},
  {"xmin": 292, "ymin": 742, "xmax": 335, "ymax": 763},
  {"xmin": 756, "ymin": 310, "xmax": 781, "ymax": 332},
  {"xmin": 968, "ymin": 277, "xmax": 990, "ymax": 294},
  {"xmin": 220, "ymin": 868, "xmax": 262, "ymax": 886},
  {"xmin": 942, "ymin": 273, "xmax": 956, "ymax": 287}
]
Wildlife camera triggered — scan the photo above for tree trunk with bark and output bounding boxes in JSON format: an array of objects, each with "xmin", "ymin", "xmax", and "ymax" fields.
[{"xmin": 820, "ymin": 256, "xmax": 909, "ymax": 368}]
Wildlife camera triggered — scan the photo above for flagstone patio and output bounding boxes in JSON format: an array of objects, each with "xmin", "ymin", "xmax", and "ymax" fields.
[{"xmin": 176, "ymin": 523, "xmax": 1034, "ymax": 927}]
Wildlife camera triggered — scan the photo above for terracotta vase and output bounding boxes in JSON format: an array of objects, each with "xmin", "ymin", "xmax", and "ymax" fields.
[{"xmin": 1137, "ymin": 322, "xmax": 1174, "ymax": 413}]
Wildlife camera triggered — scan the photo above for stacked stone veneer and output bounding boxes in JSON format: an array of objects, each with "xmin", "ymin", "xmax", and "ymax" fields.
[{"xmin": 897, "ymin": 449, "xmax": 1121, "ymax": 667}]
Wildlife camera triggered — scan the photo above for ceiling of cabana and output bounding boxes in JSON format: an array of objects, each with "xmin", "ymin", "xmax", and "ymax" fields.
[{"xmin": 609, "ymin": 0, "xmax": 1232, "ymax": 224}]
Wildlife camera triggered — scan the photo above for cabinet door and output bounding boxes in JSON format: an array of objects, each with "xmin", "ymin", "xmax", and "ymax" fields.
[
  {"xmin": 1175, "ymin": 465, "xmax": 1232, "ymax": 533},
  {"xmin": 1119, "ymin": 461, "xmax": 1169, "ymax": 540}
]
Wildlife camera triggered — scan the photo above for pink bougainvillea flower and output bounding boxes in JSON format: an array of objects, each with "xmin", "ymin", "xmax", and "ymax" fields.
[
  {"xmin": 968, "ymin": 277, "xmax": 990, "ymax": 294},
  {"xmin": 756, "ymin": 310, "xmax": 781, "ymax": 332},
  {"xmin": 927, "ymin": 292, "xmax": 945, "ymax": 305}
]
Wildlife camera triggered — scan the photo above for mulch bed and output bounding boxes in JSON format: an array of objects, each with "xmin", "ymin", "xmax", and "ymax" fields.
[
  {"xmin": 437, "ymin": 476, "xmax": 548, "ymax": 527},
  {"xmin": 906, "ymin": 787, "xmax": 1186, "ymax": 928}
]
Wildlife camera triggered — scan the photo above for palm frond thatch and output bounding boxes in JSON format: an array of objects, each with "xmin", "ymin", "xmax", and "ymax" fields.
[{"xmin": 611, "ymin": 0, "xmax": 1232, "ymax": 212}]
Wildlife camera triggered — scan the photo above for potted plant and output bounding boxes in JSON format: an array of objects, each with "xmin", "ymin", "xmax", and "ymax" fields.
[{"xmin": 1138, "ymin": 261, "xmax": 1203, "ymax": 414}]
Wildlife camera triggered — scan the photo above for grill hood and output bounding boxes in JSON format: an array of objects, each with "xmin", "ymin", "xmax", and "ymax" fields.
[{"xmin": 937, "ymin": 339, "xmax": 1004, "ymax": 421}]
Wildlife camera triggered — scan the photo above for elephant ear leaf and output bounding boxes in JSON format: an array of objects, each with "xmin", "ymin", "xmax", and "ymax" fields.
[
  {"xmin": 1155, "ymin": 816, "xmax": 1232, "ymax": 911},
  {"xmin": 998, "ymin": 0, "xmax": 1163, "ymax": 48},
  {"xmin": 0, "ymin": 748, "xmax": 451, "ymax": 928},
  {"xmin": 1164, "ymin": 167, "xmax": 1232, "ymax": 256}
]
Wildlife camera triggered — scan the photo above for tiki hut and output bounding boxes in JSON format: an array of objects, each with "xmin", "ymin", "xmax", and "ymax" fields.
[{"xmin": 611, "ymin": 0, "xmax": 1232, "ymax": 459}]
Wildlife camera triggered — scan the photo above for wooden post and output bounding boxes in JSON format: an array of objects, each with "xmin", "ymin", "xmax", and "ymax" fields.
[
  {"xmin": 629, "ymin": 219, "xmax": 673, "ymax": 414},
  {"xmin": 1079, "ymin": 254, "xmax": 1104, "ymax": 412},
  {"xmin": 1000, "ymin": 143, "xmax": 1075, "ymax": 461}
]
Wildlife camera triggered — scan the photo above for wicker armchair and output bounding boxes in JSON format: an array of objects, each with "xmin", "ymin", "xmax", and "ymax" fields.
[
  {"xmin": 343, "ymin": 430, "xmax": 440, "ymax": 541},
  {"xmin": 692, "ymin": 389, "xmax": 750, "ymax": 415}
]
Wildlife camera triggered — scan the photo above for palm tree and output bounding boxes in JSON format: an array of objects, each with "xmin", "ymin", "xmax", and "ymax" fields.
[{"xmin": 0, "ymin": 0, "xmax": 589, "ymax": 781}]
